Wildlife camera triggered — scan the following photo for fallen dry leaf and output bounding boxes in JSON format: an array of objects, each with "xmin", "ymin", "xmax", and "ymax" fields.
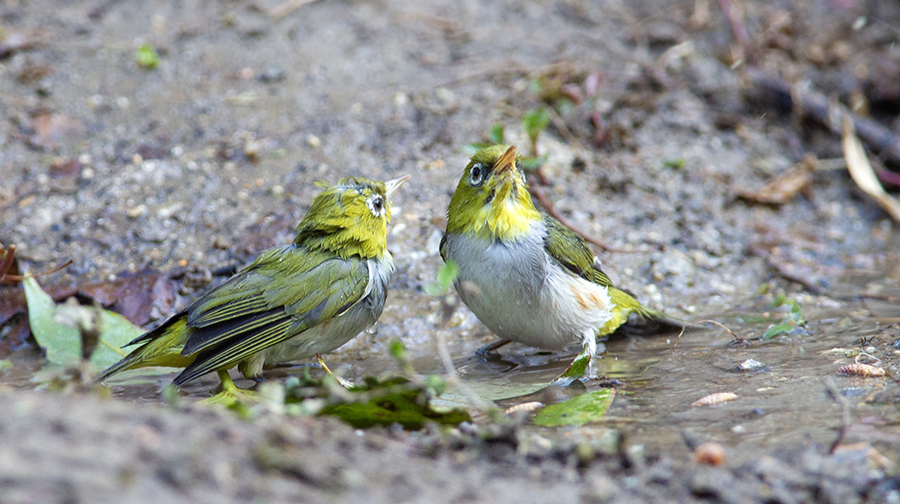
[
  {"xmin": 842, "ymin": 115, "xmax": 900, "ymax": 222},
  {"xmin": 737, "ymin": 155, "xmax": 815, "ymax": 205},
  {"xmin": 29, "ymin": 111, "xmax": 86, "ymax": 150}
]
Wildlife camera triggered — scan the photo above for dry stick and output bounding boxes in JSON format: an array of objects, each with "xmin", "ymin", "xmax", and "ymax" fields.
[
  {"xmin": 527, "ymin": 183, "xmax": 614, "ymax": 252},
  {"xmin": 545, "ymin": 106, "xmax": 587, "ymax": 152},
  {"xmin": 440, "ymin": 60, "xmax": 578, "ymax": 89},
  {"xmin": 824, "ymin": 377, "xmax": 852, "ymax": 454},
  {"xmin": 434, "ymin": 330, "xmax": 499, "ymax": 416},
  {"xmin": 747, "ymin": 244, "xmax": 826, "ymax": 295},
  {"xmin": 269, "ymin": 0, "xmax": 320, "ymax": 20},
  {"xmin": 713, "ymin": 0, "xmax": 900, "ymax": 170},
  {"xmin": 748, "ymin": 69, "xmax": 900, "ymax": 169},
  {"xmin": 671, "ymin": 319, "xmax": 738, "ymax": 351},
  {"xmin": 716, "ymin": 0, "xmax": 754, "ymax": 64}
]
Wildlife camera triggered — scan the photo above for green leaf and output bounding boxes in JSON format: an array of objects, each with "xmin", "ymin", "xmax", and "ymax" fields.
[
  {"xmin": 0, "ymin": 360, "xmax": 11, "ymax": 370},
  {"xmin": 770, "ymin": 292, "xmax": 787, "ymax": 308},
  {"xmin": 555, "ymin": 343, "xmax": 592, "ymax": 382},
  {"xmin": 532, "ymin": 388, "xmax": 615, "ymax": 427},
  {"xmin": 522, "ymin": 107, "xmax": 550, "ymax": 146},
  {"xmin": 388, "ymin": 339, "xmax": 408, "ymax": 362},
  {"xmin": 24, "ymin": 277, "xmax": 81, "ymax": 367},
  {"xmin": 488, "ymin": 124, "xmax": 505, "ymax": 145},
  {"xmin": 753, "ymin": 283, "xmax": 770, "ymax": 296},
  {"xmin": 662, "ymin": 158, "xmax": 685, "ymax": 169},
  {"xmin": 88, "ymin": 310, "xmax": 145, "ymax": 370},
  {"xmin": 309, "ymin": 376, "xmax": 471, "ymax": 430},
  {"xmin": 425, "ymin": 260, "xmax": 458, "ymax": 295},
  {"xmin": 789, "ymin": 302, "xmax": 806, "ymax": 325},
  {"xmin": 135, "ymin": 44, "xmax": 159, "ymax": 69},
  {"xmin": 763, "ymin": 322, "xmax": 793, "ymax": 339},
  {"xmin": 518, "ymin": 154, "xmax": 548, "ymax": 172}
]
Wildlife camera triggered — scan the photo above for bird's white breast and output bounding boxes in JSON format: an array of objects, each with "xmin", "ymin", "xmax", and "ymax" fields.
[{"xmin": 443, "ymin": 223, "xmax": 613, "ymax": 350}]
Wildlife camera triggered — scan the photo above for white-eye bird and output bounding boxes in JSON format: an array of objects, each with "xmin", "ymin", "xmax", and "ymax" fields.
[
  {"xmin": 98, "ymin": 175, "xmax": 409, "ymax": 396},
  {"xmin": 441, "ymin": 145, "xmax": 676, "ymax": 376}
]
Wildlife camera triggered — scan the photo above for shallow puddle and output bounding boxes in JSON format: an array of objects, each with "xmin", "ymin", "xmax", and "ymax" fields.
[{"xmin": 2, "ymin": 273, "xmax": 898, "ymax": 458}]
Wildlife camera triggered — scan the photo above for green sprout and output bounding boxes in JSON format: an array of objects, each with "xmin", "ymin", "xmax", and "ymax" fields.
[
  {"xmin": 135, "ymin": 44, "xmax": 159, "ymax": 69},
  {"xmin": 522, "ymin": 107, "xmax": 550, "ymax": 157}
]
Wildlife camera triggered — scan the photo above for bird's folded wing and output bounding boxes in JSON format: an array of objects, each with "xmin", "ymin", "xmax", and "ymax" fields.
[
  {"xmin": 542, "ymin": 215, "xmax": 614, "ymax": 288},
  {"xmin": 177, "ymin": 246, "xmax": 370, "ymax": 374}
]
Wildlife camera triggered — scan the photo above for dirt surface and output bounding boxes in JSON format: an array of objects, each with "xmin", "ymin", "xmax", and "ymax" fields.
[{"xmin": 2, "ymin": 0, "xmax": 900, "ymax": 503}]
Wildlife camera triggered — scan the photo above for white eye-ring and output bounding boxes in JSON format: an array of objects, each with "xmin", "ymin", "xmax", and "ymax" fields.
[
  {"xmin": 367, "ymin": 194, "xmax": 385, "ymax": 216},
  {"xmin": 469, "ymin": 163, "xmax": 484, "ymax": 186}
]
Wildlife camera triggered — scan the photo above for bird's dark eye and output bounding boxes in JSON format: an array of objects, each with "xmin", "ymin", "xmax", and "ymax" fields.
[
  {"xmin": 469, "ymin": 164, "xmax": 484, "ymax": 186},
  {"xmin": 371, "ymin": 196, "xmax": 384, "ymax": 213}
]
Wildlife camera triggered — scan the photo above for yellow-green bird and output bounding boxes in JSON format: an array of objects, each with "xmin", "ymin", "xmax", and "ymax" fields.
[
  {"xmin": 98, "ymin": 175, "xmax": 410, "ymax": 393},
  {"xmin": 440, "ymin": 145, "xmax": 677, "ymax": 375}
]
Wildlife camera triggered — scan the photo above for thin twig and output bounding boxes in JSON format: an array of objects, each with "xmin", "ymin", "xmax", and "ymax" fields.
[
  {"xmin": 528, "ymin": 183, "xmax": 615, "ymax": 252},
  {"xmin": 440, "ymin": 60, "xmax": 578, "ymax": 89},
  {"xmin": 824, "ymin": 377, "xmax": 852, "ymax": 454},
  {"xmin": 545, "ymin": 106, "xmax": 587, "ymax": 152},
  {"xmin": 672, "ymin": 319, "xmax": 737, "ymax": 351},
  {"xmin": 749, "ymin": 69, "xmax": 900, "ymax": 170},
  {"xmin": 434, "ymin": 331, "xmax": 498, "ymax": 415},
  {"xmin": 716, "ymin": 0, "xmax": 753, "ymax": 64},
  {"xmin": 747, "ymin": 244, "xmax": 826, "ymax": 295}
]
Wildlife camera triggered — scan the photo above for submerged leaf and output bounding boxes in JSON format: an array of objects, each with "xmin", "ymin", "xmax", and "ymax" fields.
[
  {"xmin": 0, "ymin": 360, "xmax": 11, "ymax": 370},
  {"xmin": 763, "ymin": 322, "xmax": 793, "ymax": 339},
  {"xmin": 88, "ymin": 310, "xmax": 145, "ymax": 370},
  {"xmin": 432, "ymin": 379, "xmax": 549, "ymax": 412},
  {"xmin": 532, "ymin": 388, "xmax": 615, "ymax": 426},
  {"xmin": 24, "ymin": 277, "xmax": 81, "ymax": 366},
  {"xmin": 306, "ymin": 376, "xmax": 471, "ymax": 430}
]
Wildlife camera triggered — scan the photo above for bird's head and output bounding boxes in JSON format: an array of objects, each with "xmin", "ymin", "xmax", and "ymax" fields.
[
  {"xmin": 295, "ymin": 175, "xmax": 410, "ymax": 259},
  {"xmin": 446, "ymin": 145, "xmax": 541, "ymax": 241}
]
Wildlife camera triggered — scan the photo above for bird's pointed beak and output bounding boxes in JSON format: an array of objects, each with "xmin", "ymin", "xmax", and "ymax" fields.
[
  {"xmin": 494, "ymin": 146, "xmax": 518, "ymax": 175},
  {"xmin": 384, "ymin": 174, "xmax": 411, "ymax": 199}
]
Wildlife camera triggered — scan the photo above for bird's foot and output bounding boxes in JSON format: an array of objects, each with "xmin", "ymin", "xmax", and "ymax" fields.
[
  {"xmin": 475, "ymin": 339, "xmax": 512, "ymax": 356},
  {"xmin": 202, "ymin": 370, "xmax": 259, "ymax": 407}
]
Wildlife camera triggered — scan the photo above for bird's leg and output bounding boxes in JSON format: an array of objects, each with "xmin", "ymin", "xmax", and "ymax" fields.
[
  {"xmin": 203, "ymin": 370, "xmax": 259, "ymax": 406},
  {"xmin": 475, "ymin": 339, "xmax": 512, "ymax": 355},
  {"xmin": 583, "ymin": 329, "xmax": 598, "ymax": 379}
]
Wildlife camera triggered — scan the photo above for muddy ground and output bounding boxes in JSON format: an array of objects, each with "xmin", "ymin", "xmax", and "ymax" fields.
[{"xmin": 2, "ymin": 0, "xmax": 900, "ymax": 502}]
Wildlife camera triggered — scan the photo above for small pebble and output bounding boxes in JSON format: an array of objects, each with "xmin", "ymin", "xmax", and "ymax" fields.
[
  {"xmin": 733, "ymin": 359, "xmax": 766, "ymax": 372},
  {"xmin": 694, "ymin": 442, "xmax": 726, "ymax": 466},
  {"xmin": 126, "ymin": 205, "xmax": 147, "ymax": 218},
  {"xmin": 307, "ymin": 134, "xmax": 322, "ymax": 148},
  {"xmin": 504, "ymin": 402, "xmax": 544, "ymax": 416}
]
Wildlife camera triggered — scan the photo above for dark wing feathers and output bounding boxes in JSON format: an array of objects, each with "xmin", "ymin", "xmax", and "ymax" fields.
[{"xmin": 169, "ymin": 245, "xmax": 370, "ymax": 385}]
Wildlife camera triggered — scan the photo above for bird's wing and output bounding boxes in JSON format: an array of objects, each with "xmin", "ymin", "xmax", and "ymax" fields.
[
  {"xmin": 439, "ymin": 233, "xmax": 449, "ymax": 262},
  {"xmin": 174, "ymin": 245, "xmax": 370, "ymax": 382},
  {"xmin": 542, "ymin": 214, "xmax": 614, "ymax": 288}
]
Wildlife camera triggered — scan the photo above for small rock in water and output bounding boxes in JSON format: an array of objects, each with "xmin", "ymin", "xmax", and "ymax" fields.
[{"xmin": 732, "ymin": 358, "xmax": 767, "ymax": 373}]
